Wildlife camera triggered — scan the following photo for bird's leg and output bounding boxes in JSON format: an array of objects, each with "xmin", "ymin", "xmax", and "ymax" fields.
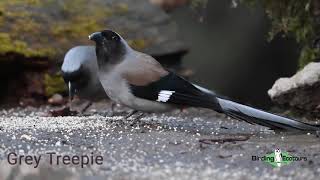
[
  {"xmin": 125, "ymin": 110, "xmax": 139, "ymax": 119},
  {"xmin": 80, "ymin": 101, "xmax": 93, "ymax": 114},
  {"xmin": 135, "ymin": 112, "xmax": 145, "ymax": 120},
  {"xmin": 111, "ymin": 102, "xmax": 115, "ymax": 111},
  {"xmin": 108, "ymin": 102, "xmax": 116, "ymax": 116},
  {"xmin": 100, "ymin": 102, "xmax": 118, "ymax": 117},
  {"xmin": 128, "ymin": 112, "xmax": 146, "ymax": 126}
]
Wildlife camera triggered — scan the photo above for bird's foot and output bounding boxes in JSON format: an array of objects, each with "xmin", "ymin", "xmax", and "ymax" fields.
[
  {"xmin": 124, "ymin": 110, "xmax": 146, "ymax": 125},
  {"xmin": 80, "ymin": 101, "xmax": 93, "ymax": 115},
  {"xmin": 125, "ymin": 110, "xmax": 139, "ymax": 119},
  {"xmin": 100, "ymin": 112, "xmax": 114, "ymax": 117},
  {"xmin": 99, "ymin": 102, "xmax": 118, "ymax": 117},
  {"xmin": 128, "ymin": 113, "xmax": 145, "ymax": 126},
  {"xmin": 109, "ymin": 102, "xmax": 116, "ymax": 116}
]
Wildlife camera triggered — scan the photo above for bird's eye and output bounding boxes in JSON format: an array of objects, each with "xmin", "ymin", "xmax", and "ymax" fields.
[{"xmin": 112, "ymin": 36, "xmax": 117, "ymax": 40}]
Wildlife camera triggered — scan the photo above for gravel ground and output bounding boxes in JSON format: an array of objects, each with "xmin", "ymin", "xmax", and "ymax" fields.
[{"xmin": 0, "ymin": 100, "xmax": 320, "ymax": 180}]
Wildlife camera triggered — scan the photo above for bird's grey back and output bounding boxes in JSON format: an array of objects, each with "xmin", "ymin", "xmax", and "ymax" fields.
[{"xmin": 62, "ymin": 46, "xmax": 96, "ymax": 73}]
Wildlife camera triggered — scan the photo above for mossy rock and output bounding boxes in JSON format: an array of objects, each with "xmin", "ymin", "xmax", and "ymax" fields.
[{"xmin": 0, "ymin": 0, "xmax": 187, "ymax": 60}]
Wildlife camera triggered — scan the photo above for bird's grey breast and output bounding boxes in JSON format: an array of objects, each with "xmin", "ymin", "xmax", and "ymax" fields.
[{"xmin": 98, "ymin": 68, "xmax": 131, "ymax": 104}]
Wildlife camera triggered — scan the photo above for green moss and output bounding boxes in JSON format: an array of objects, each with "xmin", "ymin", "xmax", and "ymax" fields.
[
  {"xmin": 114, "ymin": 3, "xmax": 129, "ymax": 15},
  {"xmin": 299, "ymin": 46, "xmax": 320, "ymax": 68},
  {"xmin": 51, "ymin": 0, "xmax": 111, "ymax": 38},
  {"xmin": 51, "ymin": 16, "xmax": 106, "ymax": 38},
  {"xmin": 44, "ymin": 73, "xmax": 67, "ymax": 97},
  {"xmin": 240, "ymin": 0, "xmax": 317, "ymax": 68},
  {"xmin": 0, "ymin": 33, "xmax": 55, "ymax": 57},
  {"xmin": 0, "ymin": 0, "xmax": 41, "ymax": 7},
  {"xmin": 128, "ymin": 39, "xmax": 147, "ymax": 50},
  {"xmin": 0, "ymin": 1, "xmax": 53, "ymax": 58},
  {"xmin": 190, "ymin": 0, "xmax": 208, "ymax": 9}
]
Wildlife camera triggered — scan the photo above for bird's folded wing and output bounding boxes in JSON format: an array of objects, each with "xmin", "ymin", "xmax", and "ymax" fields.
[
  {"xmin": 119, "ymin": 52, "xmax": 169, "ymax": 86},
  {"xmin": 128, "ymin": 72, "xmax": 222, "ymax": 111}
]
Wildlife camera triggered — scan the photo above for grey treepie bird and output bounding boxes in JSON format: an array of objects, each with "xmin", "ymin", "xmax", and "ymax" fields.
[
  {"xmin": 89, "ymin": 29, "xmax": 320, "ymax": 131},
  {"xmin": 61, "ymin": 46, "xmax": 107, "ymax": 101}
]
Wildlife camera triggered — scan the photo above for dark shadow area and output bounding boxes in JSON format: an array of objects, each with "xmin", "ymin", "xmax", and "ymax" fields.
[{"xmin": 171, "ymin": 0, "xmax": 299, "ymax": 109}]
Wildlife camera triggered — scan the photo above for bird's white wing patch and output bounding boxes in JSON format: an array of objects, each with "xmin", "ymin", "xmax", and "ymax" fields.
[{"xmin": 157, "ymin": 90, "xmax": 175, "ymax": 102}]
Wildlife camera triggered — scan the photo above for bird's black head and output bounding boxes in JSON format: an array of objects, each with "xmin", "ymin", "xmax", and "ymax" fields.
[{"xmin": 89, "ymin": 30, "xmax": 126, "ymax": 66}]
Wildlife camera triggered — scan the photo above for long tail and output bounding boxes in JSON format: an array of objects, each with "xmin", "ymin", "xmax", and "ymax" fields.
[
  {"xmin": 193, "ymin": 84, "xmax": 320, "ymax": 131},
  {"xmin": 217, "ymin": 97, "xmax": 320, "ymax": 131}
]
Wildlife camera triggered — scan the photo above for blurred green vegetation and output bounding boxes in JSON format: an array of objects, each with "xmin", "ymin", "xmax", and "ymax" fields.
[
  {"xmin": 0, "ymin": 33, "xmax": 55, "ymax": 58},
  {"xmin": 190, "ymin": 0, "xmax": 208, "ymax": 9},
  {"xmin": 44, "ymin": 73, "xmax": 67, "ymax": 97},
  {"xmin": 240, "ymin": 0, "xmax": 319, "ymax": 68}
]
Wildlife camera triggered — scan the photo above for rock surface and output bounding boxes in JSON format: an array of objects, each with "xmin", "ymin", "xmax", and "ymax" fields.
[
  {"xmin": 268, "ymin": 62, "xmax": 320, "ymax": 113},
  {"xmin": 48, "ymin": 94, "xmax": 64, "ymax": 105},
  {"xmin": 150, "ymin": 0, "xmax": 188, "ymax": 11}
]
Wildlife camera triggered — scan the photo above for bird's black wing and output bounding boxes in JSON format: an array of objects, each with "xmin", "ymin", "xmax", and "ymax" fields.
[{"xmin": 129, "ymin": 72, "xmax": 223, "ymax": 112}]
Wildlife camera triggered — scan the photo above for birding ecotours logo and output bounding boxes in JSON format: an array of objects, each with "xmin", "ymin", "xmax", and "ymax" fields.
[{"xmin": 252, "ymin": 149, "xmax": 307, "ymax": 168}]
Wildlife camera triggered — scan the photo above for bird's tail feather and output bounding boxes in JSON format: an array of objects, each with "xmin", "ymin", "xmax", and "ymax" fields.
[{"xmin": 217, "ymin": 98, "xmax": 320, "ymax": 131}]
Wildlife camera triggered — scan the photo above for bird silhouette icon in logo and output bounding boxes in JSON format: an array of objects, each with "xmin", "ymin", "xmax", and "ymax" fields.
[{"xmin": 274, "ymin": 148, "xmax": 283, "ymax": 167}]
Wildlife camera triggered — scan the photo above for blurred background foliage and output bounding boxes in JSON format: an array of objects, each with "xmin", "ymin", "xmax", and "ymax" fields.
[{"xmin": 239, "ymin": 0, "xmax": 320, "ymax": 68}]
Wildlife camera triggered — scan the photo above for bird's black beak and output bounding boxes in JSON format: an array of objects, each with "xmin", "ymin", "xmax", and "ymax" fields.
[{"xmin": 89, "ymin": 32, "xmax": 102, "ymax": 42}]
